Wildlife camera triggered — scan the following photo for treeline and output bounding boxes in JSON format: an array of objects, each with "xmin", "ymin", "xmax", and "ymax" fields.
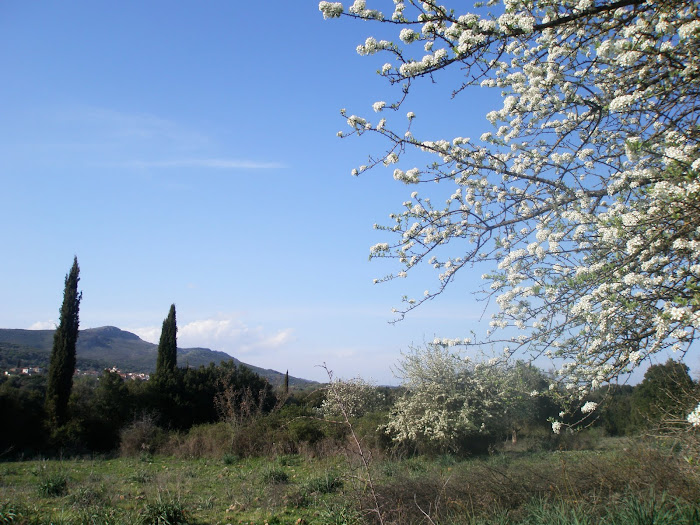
[
  {"xmin": 1, "ymin": 258, "xmax": 698, "ymax": 459},
  {"xmin": 588, "ymin": 358, "xmax": 699, "ymax": 437},
  {"xmin": 0, "ymin": 360, "xmax": 276, "ymax": 454},
  {"xmin": 1, "ymin": 354, "xmax": 696, "ymax": 458}
]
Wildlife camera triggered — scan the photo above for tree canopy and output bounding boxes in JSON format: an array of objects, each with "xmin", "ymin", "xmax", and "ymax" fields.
[
  {"xmin": 45, "ymin": 256, "xmax": 82, "ymax": 429},
  {"xmin": 155, "ymin": 304, "xmax": 177, "ymax": 381},
  {"xmin": 320, "ymin": 0, "xmax": 700, "ymax": 401}
]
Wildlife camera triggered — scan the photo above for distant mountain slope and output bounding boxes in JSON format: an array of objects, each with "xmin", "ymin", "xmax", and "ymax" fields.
[{"xmin": 0, "ymin": 326, "xmax": 315, "ymax": 388}]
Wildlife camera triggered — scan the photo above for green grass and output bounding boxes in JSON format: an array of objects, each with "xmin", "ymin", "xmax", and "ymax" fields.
[
  {"xmin": 0, "ymin": 438, "xmax": 698, "ymax": 524},
  {"xmin": 0, "ymin": 455, "xmax": 350, "ymax": 524}
]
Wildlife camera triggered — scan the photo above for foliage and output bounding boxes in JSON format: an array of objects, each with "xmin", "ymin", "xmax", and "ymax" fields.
[
  {"xmin": 154, "ymin": 304, "xmax": 177, "ymax": 383},
  {"xmin": 212, "ymin": 360, "xmax": 277, "ymax": 427},
  {"xmin": 632, "ymin": 358, "xmax": 697, "ymax": 426},
  {"xmin": 37, "ymin": 471, "xmax": 68, "ymax": 497},
  {"xmin": 119, "ymin": 414, "xmax": 169, "ymax": 456},
  {"xmin": 385, "ymin": 344, "xmax": 553, "ymax": 452},
  {"xmin": 0, "ymin": 375, "xmax": 47, "ymax": 452},
  {"xmin": 137, "ymin": 494, "xmax": 189, "ymax": 525},
  {"xmin": 320, "ymin": 0, "xmax": 700, "ymax": 403},
  {"xmin": 45, "ymin": 256, "xmax": 82, "ymax": 429},
  {"xmin": 262, "ymin": 467, "xmax": 290, "ymax": 485},
  {"xmin": 590, "ymin": 384, "xmax": 636, "ymax": 436},
  {"xmin": 67, "ymin": 371, "xmax": 133, "ymax": 451},
  {"xmin": 304, "ymin": 472, "xmax": 344, "ymax": 495}
]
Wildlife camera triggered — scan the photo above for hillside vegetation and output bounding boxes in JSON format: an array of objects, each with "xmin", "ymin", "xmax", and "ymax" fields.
[{"xmin": 0, "ymin": 326, "xmax": 314, "ymax": 388}]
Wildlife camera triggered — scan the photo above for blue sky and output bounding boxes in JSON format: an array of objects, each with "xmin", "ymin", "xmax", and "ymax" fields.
[
  {"xmin": 0, "ymin": 1, "xmax": 497, "ymax": 384},
  {"xmin": 1, "ymin": 2, "xmax": 696, "ymax": 384}
]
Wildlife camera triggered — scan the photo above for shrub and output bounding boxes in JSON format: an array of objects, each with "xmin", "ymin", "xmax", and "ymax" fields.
[
  {"xmin": 303, "ymin": 472, "xmax": 343, "ymax": 495},
  {"xmin": 37, "ymin": 472, "xmax": 68, "ymax": 497},
  {"xmin": 172, "ymin": 422, "xmax": 233, "ymax": 459},
  {"xmin": 261, "ymin": 468, "xmax": 289, "ymax": 485},
  {"xmin": 138, "ymin": 495, "xmax": 188, "ymax": 525},
  {"xmin": 69, "ymin": 486, "xmax": 105, "ymax": 507},
  {"xmin": 129, "ymin": 470, "xmax": 153, "ymax": 484},
  {"xmin": 351, "ymin": 411, "xmax": 392, "ymax": 453},
  {"xmin": 316, "ymin": 502, "xmax": 362, "ymax": 525},
  {"xmin": 222, "ymin": 453, "xmax": 238, "ymax": 465},
  {"xmin": 286, "ymin": 417, "xmax": 326, "ymax": 445},
  {"xmin": 119, "ymin": 415, "xmax": 168, "ymax": 457}
]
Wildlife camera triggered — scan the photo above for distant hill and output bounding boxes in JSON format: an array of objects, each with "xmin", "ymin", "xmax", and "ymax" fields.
[{"xmin": 0, "ymin": 326, "xmax": 315, "ymax": 388}]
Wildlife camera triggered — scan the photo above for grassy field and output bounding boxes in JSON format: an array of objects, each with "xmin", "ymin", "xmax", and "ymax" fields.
[{"xmin": 1, "ymin": 438, "xmax": 699, "ymax": 524}]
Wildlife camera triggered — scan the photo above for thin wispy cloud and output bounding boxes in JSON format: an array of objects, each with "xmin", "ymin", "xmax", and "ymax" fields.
[
  {"xmin": 127, "ymin": 158, "xmax": 286, "ymax": 170},
  {"xmin": 72, "ymin": 107, "xmax": 211, "ymax": 148}
]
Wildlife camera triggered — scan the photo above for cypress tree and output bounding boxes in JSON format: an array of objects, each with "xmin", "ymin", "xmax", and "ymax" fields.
[
  {"xmin": 45, "ymin": 257, "xmax": 82, "ymax": 428},
  {"xmin": 155, "ymin": 304, "xmax": 177, "ymax": 379}
]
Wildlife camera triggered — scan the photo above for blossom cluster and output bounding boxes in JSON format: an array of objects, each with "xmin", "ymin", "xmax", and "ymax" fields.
[{"xmin": 688, "ymin": 403, "xmax": 700, "ymax": 428}]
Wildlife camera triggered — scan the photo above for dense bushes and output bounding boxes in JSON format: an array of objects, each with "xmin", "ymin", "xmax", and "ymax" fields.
[
  {"xmin": 1, "ymin": 357, "xmax": 697, "ymax": 460},
  {"xmin": 0, "ymin": 360, "xmax": 278, "ymax": 456},
  {"xmin": 0, "ymin": 374, "xmax": 47, "ymax": 453}
]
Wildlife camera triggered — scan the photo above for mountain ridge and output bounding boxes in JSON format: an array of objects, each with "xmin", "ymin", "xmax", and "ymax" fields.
[{"xmin": 0, "ymin": 326, "xmax": 315, "ymax": 388}]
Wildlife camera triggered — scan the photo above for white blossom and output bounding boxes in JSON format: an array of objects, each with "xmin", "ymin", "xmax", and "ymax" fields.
[
  {"xmin": 319, "ymin": 1, "xmax": 343, "ymax": 19},
  {"xmin": 688, "ymin": 403, "xmax": 700, "ymax": 428},
  {"xmin": 581, "ymin": 401, "xmax": 597, "ymax": 414}
]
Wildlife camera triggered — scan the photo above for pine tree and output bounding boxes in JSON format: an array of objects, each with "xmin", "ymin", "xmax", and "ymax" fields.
[
  {"xmin": 155, "ymin": 304, "xmax": 177, "ymax": 380},
  {"xmin": 45, "ymin": 257, "xmax": 82, "ymax": 428}
]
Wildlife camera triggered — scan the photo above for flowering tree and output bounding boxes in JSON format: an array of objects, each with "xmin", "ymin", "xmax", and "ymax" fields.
[
  {"xmin": 322, "ymin": 375, "xmax": 385, "ymax": 418},
  {"xmin": 385, "ymin": 344, "xmax": 549, "ymax": 451},
  {"xmin": 320, "ymin": 1, "xmax": 700, "ymax": 405}
]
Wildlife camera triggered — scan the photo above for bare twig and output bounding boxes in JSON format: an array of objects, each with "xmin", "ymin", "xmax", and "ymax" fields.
[{"xmin": 321, "ymin": 364, "xmax": 385, "ymax": 525}]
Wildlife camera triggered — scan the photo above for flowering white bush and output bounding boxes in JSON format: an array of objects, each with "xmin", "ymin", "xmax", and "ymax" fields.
[
  {"xmin": 321, "ymin": 0, "xmax": 700, "ymax": 400},
  {"xmin": 323, "ymin": 376, "xmax": 384, "ymax": 419},
  {"xmin": 385, "ymin": 344, "xmax": 549, "ymax": 450}
]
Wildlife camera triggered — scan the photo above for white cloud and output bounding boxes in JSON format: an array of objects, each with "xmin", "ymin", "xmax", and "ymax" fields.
[
  {"xmin": 29, "ymin": 320, "xmax": 57, "ymax": 330},
  {"xmin": 129, "ymin": 326, "xmax": 161, "ymax": 344},
  {"xmin": 243, "ymin": 328, "xmax": 294, "ymax": 352},
  {"xmin": 127, "ymin": 315, "xmax": 295, "ymax": 357}
]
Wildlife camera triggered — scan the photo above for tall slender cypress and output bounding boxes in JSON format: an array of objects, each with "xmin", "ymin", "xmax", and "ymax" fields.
[
  {"xmin": 155, "ymin": 304, "xmax": 177, "ymax": 379},
  {"xmin": 45, "ymin": 257, "xmax": 82, "ymax": 428}
]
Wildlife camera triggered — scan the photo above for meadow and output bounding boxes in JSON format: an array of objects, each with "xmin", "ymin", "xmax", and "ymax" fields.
[{"xmin": 1, "ymin": 433, "xmax": 699, "ymax": 525}]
